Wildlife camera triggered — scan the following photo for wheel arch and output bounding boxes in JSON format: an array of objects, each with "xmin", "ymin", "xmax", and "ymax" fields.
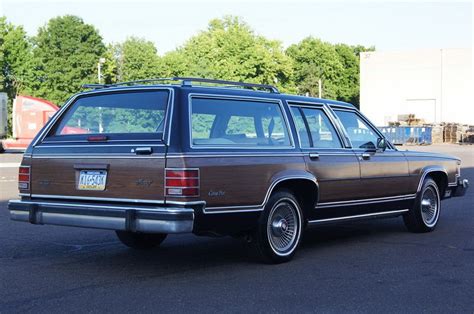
[
  {"xmin": 418, "ymin": 166, "xmax": 448, "ymax": 198},
  {"xmin": 267, "ymin": 174, "xmax": 319, "ymax": 220}
]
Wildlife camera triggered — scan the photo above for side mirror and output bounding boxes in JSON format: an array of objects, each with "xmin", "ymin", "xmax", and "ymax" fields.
[{"xmin": 377, "ymin": 137, "xmax": 387, "ymax": 151}]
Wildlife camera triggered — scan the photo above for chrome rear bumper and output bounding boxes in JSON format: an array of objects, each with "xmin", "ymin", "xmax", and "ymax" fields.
[{"xmin": 8, "ymin": 199, "xmax": 194, "ymax": 234}]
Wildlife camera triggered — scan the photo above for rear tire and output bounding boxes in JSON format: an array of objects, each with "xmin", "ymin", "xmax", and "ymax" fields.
[
  {"xmin": 403, "ymin": 177, "xmax": 441, "ymax": 233},
  {"xmin": 115, "ymin": 231, "xmax": 167, "ymax": 249},
  {"xmin": 251, "ymin": 189, "xmax": 303, "ymax": 264}
]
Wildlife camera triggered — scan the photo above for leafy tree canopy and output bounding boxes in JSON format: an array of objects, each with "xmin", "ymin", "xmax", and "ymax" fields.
[
  {"xmin": 0, "ymin": 17, "xmax": 33, "ymax": 135},
  {"xmin": 162, "ymin": 16, "xmax": 295, "ymax": 92},
  {"xmin": 110, "ymin": 37, "xmax": 161, "ymax": 82},
  {"xmin": 28, "ymin": 15, "xmax": 106, "ymax": 105},
  {"xmin": 0, "ymin": 17, "xmax": 32, "ymax": 96},
  {"xmin": 286, "ymin": 37, "xmax": 344, "ymax": 99},
  {"xmin": 0, "ymin": 13, "xmax": 374, "ymax": 135}
]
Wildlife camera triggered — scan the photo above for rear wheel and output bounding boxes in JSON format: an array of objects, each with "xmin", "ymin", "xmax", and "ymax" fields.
[
  {"xmin": 403, "ymin": 177, "xmax": 441, "ymax": 233},
  {"xmin": 251, "ymin": 189, "xmax": 303, "ymax": 264},
  {"xmin": 115, "ymin": 231, "xmax": 167, "ymax": 249}
]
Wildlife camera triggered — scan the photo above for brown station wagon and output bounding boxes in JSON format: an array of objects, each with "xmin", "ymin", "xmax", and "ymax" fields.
[{"xmin": 8, "ymin": 77, "xmax": 469, "ymax": 263}]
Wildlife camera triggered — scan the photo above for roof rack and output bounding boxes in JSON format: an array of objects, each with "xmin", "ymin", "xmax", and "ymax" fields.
[{"xmin": 82, "ymin": 77, "xmax": 280, "ymax": 93}]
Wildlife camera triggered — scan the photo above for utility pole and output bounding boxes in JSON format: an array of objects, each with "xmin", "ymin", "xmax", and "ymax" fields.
[
  {"xmin": 97, "ymin": 57, "xmax": 106, "ymax": 84},
  {"xmin": 318, "ymin": 79, "xmax": 322, "ymax": 98},
  {"xmin": 97, "ymin": 57, "xmax": 106, "ymax": 133}
]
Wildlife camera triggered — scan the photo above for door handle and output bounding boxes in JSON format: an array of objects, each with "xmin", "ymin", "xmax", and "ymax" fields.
[
  {"xmin": 309, "ymin": 153, "xmax": 320, "ymax": 159},
  {"xmin": 134, "ymin": 147, "xmax": 153, "ymax": 155},
  {"xmin": 361, "ymin": 153, "xmax": 371, "ymax": 160}
]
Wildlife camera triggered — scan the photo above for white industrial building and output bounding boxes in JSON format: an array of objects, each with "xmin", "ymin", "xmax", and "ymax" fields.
[{"xmin": 360, "ymin": 48, "xmax": 473, "ymax": 126}]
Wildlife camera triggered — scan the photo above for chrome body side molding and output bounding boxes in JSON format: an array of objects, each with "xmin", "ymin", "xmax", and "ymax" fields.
[
  {"xmin": 204, "ymin": 175, "xmax": 318, "ymax": 214},
  {"xmin": 308, "ymin": 209, "xmax": 409, "ymax": 225},
  {"xmin": 315, "ymin": 194, "xmax": 416, "ymax": 209}
]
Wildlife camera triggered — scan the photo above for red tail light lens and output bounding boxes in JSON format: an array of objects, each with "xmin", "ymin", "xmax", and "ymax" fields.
[
  {"xmin": 165, "ymin": 168, "xmax": 199, "ymax": 197},
  {"xmin": 18, "ymin": 166, "xmax": 31, "ymax": 190}
]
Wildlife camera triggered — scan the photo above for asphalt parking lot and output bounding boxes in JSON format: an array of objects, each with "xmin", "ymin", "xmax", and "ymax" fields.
[{"xmin": 0, "ymin": 145, "xmax": 473, "ymax": 313}]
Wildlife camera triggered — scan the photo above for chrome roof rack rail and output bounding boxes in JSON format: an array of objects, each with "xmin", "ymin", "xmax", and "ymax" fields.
[
  {"xmin": 177, "ymin": 77, "xmax": 280, "ymax": 93},
  {"xmin": 83, "ymin": 77, "xmax": 280, "ymax": 93}
]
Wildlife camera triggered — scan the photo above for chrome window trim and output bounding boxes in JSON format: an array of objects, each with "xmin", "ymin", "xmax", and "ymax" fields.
[
  {"xmin": 188, "ymin": 93, "xmax": 295, "ymax": 150},
  {"xmin": 36, "ymin": 144, "xmax": 166, "ymax": 148},
  {"xmin": 323, "ymin": 105, "xmax": 353, "ymax": 148},
  {"xmin": 308, "ymin": 209, "xmax": 409, "ymax": 225},
  {"xmin": 38, "ymin": 139, "xmax": 166, "ymax": 144},
  {"xmin": 33, "ymin": 87, "xmax": 175, "ymax": 147},
  {"xmin": 166, "ymin": 152, "xmax": 359, "ymax": 158},
  {"xmin": 31, "ymin": 155, "xmax": 166, "ymax": 159},
  {"xmin": 287, "ymin": 101, "xmax": 347, "ymax": 150},
  {"xmin": 167, "ymin": 152, "xmax": 306, "ymax": 158}
]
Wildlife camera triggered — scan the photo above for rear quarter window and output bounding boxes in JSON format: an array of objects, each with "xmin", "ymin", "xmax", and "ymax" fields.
[{"xmin": 190, "ymin": 97, "xmax": 292, "ymax": 148}]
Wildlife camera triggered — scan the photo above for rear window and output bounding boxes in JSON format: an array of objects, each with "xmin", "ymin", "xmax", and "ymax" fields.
[
  {"xmin": 54, "ymin": 91, "xmax": 169, "ymax": 136},
  {"xmin": 191, "ymin": 97, "xmax": 292, "ymax": 148}
]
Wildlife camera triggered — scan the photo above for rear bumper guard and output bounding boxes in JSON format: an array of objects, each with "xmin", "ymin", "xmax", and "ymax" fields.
[{"xmin": 8, "ymin": 200, "xmax": 194, "ymax": 234}]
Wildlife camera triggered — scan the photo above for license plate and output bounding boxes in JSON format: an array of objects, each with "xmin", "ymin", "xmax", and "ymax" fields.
[{"xmin": 78, "ymin": 170, "xmax": 107, "ymax": 191}]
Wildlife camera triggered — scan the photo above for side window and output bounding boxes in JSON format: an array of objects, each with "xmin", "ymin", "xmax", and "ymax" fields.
[
  {"xmin": 291, "ymin": 106, "xmax": 341, "ymax": 148},
  {"xmin": 191, "ymin": 98, "xmax": 291, "ymax": 147},
  {"xmin": 225, "ymin": 116, "xmax": 255, "ymax": 136},
  {"xmin": 290, "ymin": 107, "xmax": 311, "ymax": 148},
  {"xmin": 334, "ymin": 110, "xmax": 379, "ymax": 149},
  {"xmin": 302, "ymin": 108, "xmax": 342, "ymax": 148},
  {"xmin": 191, "ymin": 113, "xmax": 216, "ymax": 140}
]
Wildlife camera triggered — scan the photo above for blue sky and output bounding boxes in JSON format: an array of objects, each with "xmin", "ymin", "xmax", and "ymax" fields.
[{"xmin": 1, "ymin": 0, "xmax": 472, "ymax": 54}]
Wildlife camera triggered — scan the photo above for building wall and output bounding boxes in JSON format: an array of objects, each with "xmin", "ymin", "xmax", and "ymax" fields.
[{"xmin": 360, "ymin": 48, "xmax": 473, "ymax": 126}]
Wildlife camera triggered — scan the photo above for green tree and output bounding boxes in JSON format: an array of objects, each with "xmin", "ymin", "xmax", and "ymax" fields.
[
  {"xmin": 161, "ymin": 16, "xmax": 294, "ymax": 92},
  {"xmin": 29, "ymin": 15, "xmax": 106, "ymax": 105},
  {"xmin": 334, "ymin": 43, "xmax": 375, "ymax": 107},
  {"xmin": 0, "ymin": 17, "xmax": 33, "ymax": 135},
  {"xmin": 334, "ymin": 43, "xmax": 359, "ymax": 105},
  {"xmin": 111, "ymin": 37, "xmax": 161, "ymax": 82},
  {"xmin": 286, "ymin": 37, "xmax": 344, "ymax": 99}
]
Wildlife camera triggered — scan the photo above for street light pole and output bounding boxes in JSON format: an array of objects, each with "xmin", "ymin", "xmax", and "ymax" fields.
[{"xmin": 97, "ymin": 57, "xmax": 106, "ymax": 84}]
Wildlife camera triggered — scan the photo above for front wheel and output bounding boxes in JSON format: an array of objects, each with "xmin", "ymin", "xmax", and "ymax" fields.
[
  {"xmin": 403, "ymin": 177, "xmax": 441, "ymax": 233},
  {"xmin": 115, "ymin": 231, "xmax": 167, "ymax": 249},
  {"xmin": 251, "ymin": 190, "xmax": 303, "ymax": 264}
]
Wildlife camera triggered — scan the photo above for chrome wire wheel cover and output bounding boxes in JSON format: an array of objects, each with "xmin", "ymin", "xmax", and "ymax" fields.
[
  {"xmin": 267, "ymin": 199, "xmax": 300, "ymax": 256},
  {"xmin": 421, "ymin": 186, "xmax": 439, "ymax": 227}
]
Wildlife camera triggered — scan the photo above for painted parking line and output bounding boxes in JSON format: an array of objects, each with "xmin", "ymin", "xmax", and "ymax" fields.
[{"xmin": 0, "ymin": 163, "xmax": 20, "ymax": 168}]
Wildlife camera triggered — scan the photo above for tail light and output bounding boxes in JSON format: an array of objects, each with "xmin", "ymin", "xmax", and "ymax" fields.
[
  {"xmin": 18, "ymin": 166, "xmax": 31, "ymax": 191},
  {"xmin": 165, "ymin": 168, "xmax": 199, "ymax": 197}
]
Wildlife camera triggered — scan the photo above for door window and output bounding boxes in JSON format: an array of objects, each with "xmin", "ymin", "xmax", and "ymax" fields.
[
  {"xmin": 334, "ymin": 110, "xmax": 379, "ymax": 149},
  {"xmin": 290, "ymin": 106, "xmax": 342, "ymax": 148}
]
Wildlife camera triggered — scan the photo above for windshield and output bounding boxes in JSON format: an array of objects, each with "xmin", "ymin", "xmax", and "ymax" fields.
[{"xmin": 54, "ymin": 90, "xmax": 169, "ymax": 136}]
